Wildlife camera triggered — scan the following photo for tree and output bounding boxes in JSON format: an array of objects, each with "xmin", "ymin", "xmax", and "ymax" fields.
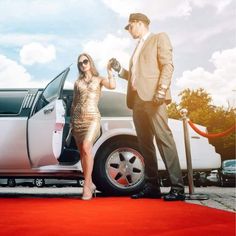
[
  {"xmin": 167, "ymin": 88, "xmax": 235, "ymax": 161},
  {"xmin": 207, "ymin": 107, "xmax": 235, "ymax": 158},
  {"xmin": 167, "ymin": 102, "xmax": 181, "ymax": 120}
]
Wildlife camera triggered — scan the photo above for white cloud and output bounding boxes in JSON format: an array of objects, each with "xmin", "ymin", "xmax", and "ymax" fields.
[
  {"xmin": 0, "ymin": 55, "xmax": 44, "ymax": 88},
  {"xmin": 0, "ymin": 33, "xmax": 81, "ymax": 59},
  {"xmin": 102, "ymin": 0, "xmax": 192, "ymax": 20},
  {"xmin": 0, "ymin": 0, "xmax": 65, "ymax": 22},
  {"xmin": 0, "ymin": 0, "xmax": 231, "ymax": 23},
  {"xmin": 176, "ymin": 47, "xmax": 236, "ymax": 107},
  {"xmin": 0, "ymin": 0, "xmax": 98, "ymax": 23},
  {"xmin": 0, "ymin": 54, "xmax": 73, "ymax": 89},
  {"xmin": 190, "ymin": 0, "xmax": 232, "ymax": 13},
  {"xmin": 82, "ymin": 33, "xmax": 132, "ymax": 70},
  {"xmin": 0, "ymin": 34, "xmax": 57, "ymax": 47},
  {"xmin": 102, "ymin": 0, "xmax": 232, "ymax": 20},
  {"xmin": 81, "ymin": 33, "xmax": 132, "ymax": 92},
  {"xmin": 20, "ymin": 42, "xmax": 56, "ymax": 65}
]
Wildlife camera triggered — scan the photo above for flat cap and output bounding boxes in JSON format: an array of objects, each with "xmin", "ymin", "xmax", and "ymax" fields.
[{"xmin": 125, "ymin": 13, "xmax": 150, "ymax": 30}]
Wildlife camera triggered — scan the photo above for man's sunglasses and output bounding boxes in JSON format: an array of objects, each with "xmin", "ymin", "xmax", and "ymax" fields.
[{"xmin": 78, "ymin": 59, "xmax": 89, "ymax": 67}]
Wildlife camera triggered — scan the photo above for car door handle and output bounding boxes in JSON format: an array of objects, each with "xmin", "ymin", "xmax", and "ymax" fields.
[{"xmin": 44, "ymin": 106, "xmax": 54, "ymax": 114}]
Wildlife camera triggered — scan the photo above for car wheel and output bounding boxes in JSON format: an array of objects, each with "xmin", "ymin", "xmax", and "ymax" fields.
[
  {"xmin": 7, "ymin": 178, "xmax": 16, "ymax": 187},
  {"xmin": 93, "ymin": 137, "xmax": 145, "ymax": 195},
  {"xmin": 219, "ymin": 175, "xmax": 225, "ymax": 187},
  {"xmin": 200, "ymin": 172, "xmax": 208, "ymax": 187},
  {"xmin": 77, "ymin": 179, "xmax": 84, "ymax": 187},
  {"xmin": 34, "ymin": 178, "xmax": 45, "ymax": 187},
  {"xmin": 194, "ymin": 180, "xmax": 201, "ymax": 187}
]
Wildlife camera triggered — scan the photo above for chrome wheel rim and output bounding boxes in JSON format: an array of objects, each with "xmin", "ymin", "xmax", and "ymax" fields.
[
  {"xmin": 8, "ymin": 178, "xmax": 16, "ymax": 186},
  {"xmin": 35, "ymin": 178, "xmax": 44, "ymax": 187},
  {"xmin": 105, "ymin": 147, "xmax": 145, "ymax": 189},
  {"xmin": 78, "ymin": 179, "xmax": 84, "ymax": 187}
]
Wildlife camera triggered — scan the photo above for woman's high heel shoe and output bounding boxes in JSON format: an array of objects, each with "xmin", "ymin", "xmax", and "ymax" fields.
[
  {"xmin": 81, "ymin": 183, "xmax": 96, "ymax": 200},
  {"xmin": 91, "ymin": 183, "xmax": 97, "ymax": 198}
]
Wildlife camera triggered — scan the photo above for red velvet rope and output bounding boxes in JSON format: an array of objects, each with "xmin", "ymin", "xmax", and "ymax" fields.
[{"xmin": 188, "ymin": 120, "xmax": 236, "ymax": 138}]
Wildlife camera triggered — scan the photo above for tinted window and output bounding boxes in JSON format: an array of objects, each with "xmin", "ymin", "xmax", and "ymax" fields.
[
  {"xmin": 224, "ymin": 160, "xmax": 236, "ymax": 168},
  {"xmin": 43, "ymin": 71, "xmax": 66, "ymax": 103},
  {"xmin": 98, "ymin": 92, "xmax": 132, "ymax": 117},
  {"xmin": 0, "ymin": 91, "xmax": 27, "ymax": 115},
  {"xmin": 35, "ymin": 68, "xmax": 69, "ymax": 112}
]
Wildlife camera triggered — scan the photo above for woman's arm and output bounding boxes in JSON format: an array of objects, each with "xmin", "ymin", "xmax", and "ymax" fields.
[{"xmin": 100, "ymin": 61, "xmax": 116, "ymax": 89}]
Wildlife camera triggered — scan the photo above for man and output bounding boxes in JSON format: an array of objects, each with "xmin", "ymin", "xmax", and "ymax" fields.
[{"xmin": 110, "ymin": 13, "xmax": 185, "ymax": 201}]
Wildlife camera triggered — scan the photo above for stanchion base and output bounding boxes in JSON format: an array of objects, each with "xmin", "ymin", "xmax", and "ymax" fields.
[{"xmin": 185, "ymin": 193, "xmax": 209, "ymax": 200}]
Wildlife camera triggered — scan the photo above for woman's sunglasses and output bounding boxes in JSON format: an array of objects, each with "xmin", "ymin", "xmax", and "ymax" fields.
[{"xmin": 78, "ymin": 59, "xmax": 89, "ymax": 67}]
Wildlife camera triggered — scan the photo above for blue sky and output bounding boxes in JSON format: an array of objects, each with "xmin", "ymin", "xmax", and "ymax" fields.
[{"xmin": 0, "ymin": 0, "xmax": 235, "ymax": 107}]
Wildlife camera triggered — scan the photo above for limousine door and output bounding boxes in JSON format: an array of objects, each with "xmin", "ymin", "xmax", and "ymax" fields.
[{"xmin": 28, "ymin": 68, "xmax": 70, "ymax": 167}]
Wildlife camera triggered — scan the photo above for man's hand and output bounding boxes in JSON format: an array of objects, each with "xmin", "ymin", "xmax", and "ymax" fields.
[
  {"xmin": 153, "ymin": 94, "xmax": 165, "ymax": 106},
  {"xmin": 153, "ymin": 86, "xmax": 167, "ymax": 106},
  {"xmin": 109, "ymin": 58, "xmax": 121, "ymax": 72}
]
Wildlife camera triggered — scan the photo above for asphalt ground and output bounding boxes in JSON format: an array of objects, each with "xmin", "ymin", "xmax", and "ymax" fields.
[{"xmin": 0, "ymin": 186, "xmax": 235, "ymax": 213}]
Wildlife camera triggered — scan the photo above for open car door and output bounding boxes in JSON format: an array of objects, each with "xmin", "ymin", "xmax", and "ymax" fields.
[{"xmin": 28, "ymin": 67, "xmax": 70, "ymax": 167}]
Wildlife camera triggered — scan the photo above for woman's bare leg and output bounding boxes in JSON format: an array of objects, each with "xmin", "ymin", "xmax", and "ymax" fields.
[{"xmin": 79, "ymin": 140, "xmax": 94, "ymax": 198}]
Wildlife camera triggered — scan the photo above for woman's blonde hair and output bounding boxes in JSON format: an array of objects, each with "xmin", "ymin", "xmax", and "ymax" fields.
[{"xmin": 77, "ymin": 53, "xmax": 99, "ymax": 79}]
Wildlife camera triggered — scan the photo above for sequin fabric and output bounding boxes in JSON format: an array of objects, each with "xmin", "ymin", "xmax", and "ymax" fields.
[{"xmin": 71, "ymin": 77, "xmax": 101, "ymax": 144}]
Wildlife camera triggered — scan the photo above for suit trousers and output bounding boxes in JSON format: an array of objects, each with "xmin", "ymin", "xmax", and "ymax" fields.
[{"xmin": 132, "ymin": 93, "xmax": 184, "ymax": 190}]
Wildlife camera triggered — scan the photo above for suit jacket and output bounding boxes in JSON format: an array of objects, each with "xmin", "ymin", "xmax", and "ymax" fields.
[{"xmin": 119, "ymin": 32, "xmax": 174, "ymax": 109}]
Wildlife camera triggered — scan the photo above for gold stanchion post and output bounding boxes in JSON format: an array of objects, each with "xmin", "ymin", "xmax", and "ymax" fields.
[{"xmin": 180, "ymin": 109, "xmax": 209, "ymax": 200}]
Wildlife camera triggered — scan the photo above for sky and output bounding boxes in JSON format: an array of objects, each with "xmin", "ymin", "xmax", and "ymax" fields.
[{"xmin": 0, "ymin": 0, "xmax": 235, "ymax": 107}]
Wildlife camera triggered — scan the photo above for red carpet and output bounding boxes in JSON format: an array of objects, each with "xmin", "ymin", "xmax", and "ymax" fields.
[{"xmin": 0, "ymin": 197, "xmax": 235, "ymax": 236}]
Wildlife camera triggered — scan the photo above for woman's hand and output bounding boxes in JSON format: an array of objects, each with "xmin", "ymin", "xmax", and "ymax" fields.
[{"xmin": 100, "ymin": 60, "xmax": 116, "ymax": 90}]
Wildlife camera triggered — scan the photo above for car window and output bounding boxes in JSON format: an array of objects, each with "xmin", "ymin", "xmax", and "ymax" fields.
[
  {"xmin": 224, "ymin": 160, "xmax": 236, "ymax": 168},
  {"xmin": 43, "ymin": 70, "xmax": 68, "ymax": 103},
  {"xmin": 0, "ymin": 91, "xmax": 28, "ymax": 115},
  {"xmin": 98, "ymin": 92, "xmax": 132, "ymax": 117},
  {"xmin": 35, "ymin": 68, "xmax": 69, "ymax": 112}
]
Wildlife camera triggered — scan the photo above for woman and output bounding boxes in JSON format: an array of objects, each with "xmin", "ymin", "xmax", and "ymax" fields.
[{"xmin": 70, "ymin": 53, "xmax": 115, "ymax": 200}]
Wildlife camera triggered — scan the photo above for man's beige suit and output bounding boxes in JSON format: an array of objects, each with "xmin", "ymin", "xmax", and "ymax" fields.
[
  {"xmin": 120, "ymin": 32, "xmax": 173, "ymax": 109},
  {"xmin": 119, "ymin": 32, "xmax": 184, "ymax": 190}
]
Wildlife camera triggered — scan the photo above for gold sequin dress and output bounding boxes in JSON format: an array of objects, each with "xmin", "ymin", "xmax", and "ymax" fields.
[{"xmin": 71, "ymin": 77, "xmax": 101, "ymax": 145}]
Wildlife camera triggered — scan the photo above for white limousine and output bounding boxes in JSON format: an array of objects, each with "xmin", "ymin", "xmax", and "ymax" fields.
[{"xmin": 0, "ymin": 66, "xmax": 221, "ymax": 193}]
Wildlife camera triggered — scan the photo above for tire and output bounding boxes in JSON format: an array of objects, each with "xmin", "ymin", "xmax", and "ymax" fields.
[
  {"xmin": 34, "ymin": 178, "xmax": 45, "ymax": 187},
  {"xmin": 7, "ymin": 178, "xmax": 16, "ymax": 187},
  {"xmin": 199, "ymin": 172, "xmax": 208, "ymax": 187},
  {"xmin": 93, "ymin": 137, "xmax": 145, "ymax": 195},
  {"xmin": 194, "ymin": 181, "xmax": 201, "ymax": 187},
  {"xmin": 77, "ymin": 178, "xmax": 84, "ymax": 187},
  {"xmin": 219, "ymin": 175, "xmax": 225, "ymax": 187},
  {"xmin": 193, "ymin": 172, "xmax": 201, "ymax": 187}
]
